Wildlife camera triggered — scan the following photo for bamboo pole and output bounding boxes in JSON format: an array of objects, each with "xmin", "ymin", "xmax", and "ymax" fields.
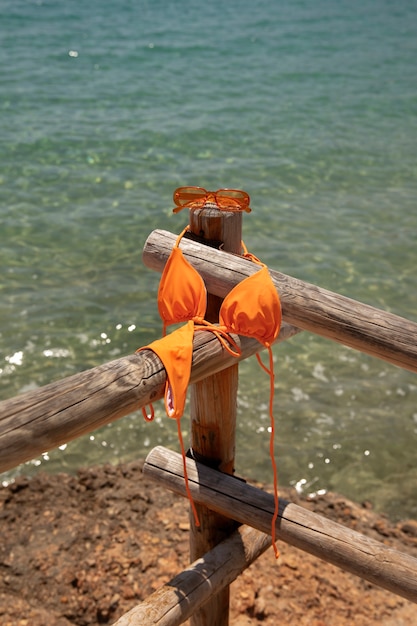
[
  {"xmin": 187, "ymin": 207, "xmax": 243, "ymax": 626},
  {"xmin": 142, "ymin": 229, "xmax": 417, "ymax": 373},
  {"xmin": 0, "ymin": 325, "xmax": 299, "ymax": 475},
  {"xmin": 113, "ymin": 525, "xmax": 271, "ymax": 626},
  {"xmin": 144, "ymin": 446, "xmax": 417, "ymax": 604}
]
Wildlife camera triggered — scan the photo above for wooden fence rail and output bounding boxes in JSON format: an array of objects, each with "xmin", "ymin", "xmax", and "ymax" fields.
[
  {"xmin": 143, "ymin": 229, "xmax": 417, "ymax": 373},
  {"xmin": 143, "ymin": 446, "xmax": 417, "ymax": 604},
  {"xmin": 113, "ymin": 525, "xmax": 271, "ymax": 626},
  {"xmin": 0, "ymin": 323, "xmax": 299, "ymax": 474}
]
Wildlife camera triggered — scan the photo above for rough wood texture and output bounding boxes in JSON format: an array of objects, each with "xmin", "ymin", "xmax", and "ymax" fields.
[
  {"xmin": 188, "ymin": 207, "xmax": 242, "ymax": 626},
  {"xmin": 144, "ymin": 446, "xmax": 417, "ymax": 604},
  {"xmin": 113, "ymin": 525, "xmax": 270, "ymax": 626},
  {"xmin": 0, "ymin": 324, "xmax": 299, "ymax": 475},
  {"xmin": 143, "ymin": 229, "xmax": 417, "ymax": 373}
]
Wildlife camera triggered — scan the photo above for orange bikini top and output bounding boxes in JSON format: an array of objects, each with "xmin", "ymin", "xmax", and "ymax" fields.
[
  {"xmin": 150, "ymin": 226, "xmax": 281, "ymax": 412},
  {"xmin": 140, "ymin": 224, "xmax": 282, "ymax": 556}
]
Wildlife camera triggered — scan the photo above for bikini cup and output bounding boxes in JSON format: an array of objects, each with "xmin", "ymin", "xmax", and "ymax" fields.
[
  {"xmin": 140, "ymin": 227, "xmax": 282, "ymax": 556},
  {"xmin": 220, "ymin": 264, "xmax": 281, "ymax": 347},
  {"xmin": 157, "ymin": 238, "xmax": 206, "ymax": 335}
]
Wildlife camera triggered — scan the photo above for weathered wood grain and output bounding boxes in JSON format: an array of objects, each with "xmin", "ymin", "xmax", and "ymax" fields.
[
  {"xmin": 113, "ymin": 525, "xmax": 270, "ymax": 626},
  {"xmin": 188, "ymin": 207, "xmax": 242, "ymax": 626},
  {"xmin": 143, "ymin": 229, "xmax": 417, "ymax": 373},
  {"xmin": 0, "ymin": 325, "xmax": 299, "ymax": 474},
  {"xmin": 144, "ymin": 446, "xmax": 417, "ymax": 604}
]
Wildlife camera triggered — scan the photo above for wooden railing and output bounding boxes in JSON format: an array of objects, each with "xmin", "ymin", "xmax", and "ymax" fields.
[
  {"xmin": 0, "ymin": 320, "xmax": 298, "ymax": 475},
  {"xmin": 0, "ymin": 208, "xmax": 416, "ymax": 625},
  {"xmin": 143, "ymin": 229, "xmax": 417, "ymax": 373}
]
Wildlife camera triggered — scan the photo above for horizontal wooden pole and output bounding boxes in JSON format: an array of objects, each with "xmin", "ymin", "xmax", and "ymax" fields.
[
  {"xmin": 143, "ymin": 229, "xmax": 417, "ymax": 373},
  {"xmin": 144, "ymin": 446, "xmax": 417, "ymax": 604},
  {"xmin": 0, "ymin": 324, "xmax": 299, "ymax": 475},
  {"xmin": 113, "ymin": 525, "xmax": 270, "ymax": 626}
]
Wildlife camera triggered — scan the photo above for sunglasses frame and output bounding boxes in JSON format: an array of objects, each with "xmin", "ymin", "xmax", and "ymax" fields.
[{"xmin": 173, "ymin": 186, "xmax": 251, "ymax": 213}]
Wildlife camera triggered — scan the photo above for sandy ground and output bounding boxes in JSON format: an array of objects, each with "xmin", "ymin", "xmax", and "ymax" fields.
[{"xmin": 1, "ymin": 460, "xmax": 416, "ymax": 625}]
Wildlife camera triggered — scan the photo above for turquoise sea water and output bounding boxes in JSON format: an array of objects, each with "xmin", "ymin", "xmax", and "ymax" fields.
[{"xmin": 1, "ymin": 0, "xmax": 416, "ymax": 520}]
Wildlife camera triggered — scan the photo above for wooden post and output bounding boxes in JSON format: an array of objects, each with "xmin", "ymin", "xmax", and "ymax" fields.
[{"xmin": 187, "ymin": 207, "xmax": 243, "ymax": 626}]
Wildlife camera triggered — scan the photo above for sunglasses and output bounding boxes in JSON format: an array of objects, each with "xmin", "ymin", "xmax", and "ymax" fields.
[{"xmin": 173, "ymin": 186, "xmax": 251, "ymax": 213}]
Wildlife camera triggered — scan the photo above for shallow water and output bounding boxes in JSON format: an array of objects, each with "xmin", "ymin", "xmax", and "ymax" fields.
[{"xmin": 1, "ymin": 0, "xmax": 416, "ymax": 520}]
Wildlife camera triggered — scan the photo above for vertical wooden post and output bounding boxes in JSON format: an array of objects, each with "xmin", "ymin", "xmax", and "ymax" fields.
[{"xmin": 188, "ymin": 207, "xmax": 243, "ymax": 626}]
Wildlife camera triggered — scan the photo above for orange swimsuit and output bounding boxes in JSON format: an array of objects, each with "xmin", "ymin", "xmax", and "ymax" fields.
[{"xmin": 140, "ymin": 226, "xmax": 282, "ymax": 556}]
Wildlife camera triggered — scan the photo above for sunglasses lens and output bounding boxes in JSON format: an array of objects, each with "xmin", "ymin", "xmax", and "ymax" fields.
[
  {"xmin": 216, "ymin": 189, "xmax": 251, "ymax": 211},
  {"xmin": 173, "ymin": 187, "xmax": 207, "ymax": 207},
  {"xmin": 173, "ymin": 187, "xmax": 251, "ymax": 213}
]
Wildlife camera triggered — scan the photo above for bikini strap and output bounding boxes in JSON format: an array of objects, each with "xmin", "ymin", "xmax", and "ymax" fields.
[
  {"xmin": 256, "ymin": 344, "xmax": 280, "ymax": 559},
  {"xmin": 194, "ymin": 319, "xmax": 242, "ymax": 358},
  {"xmin": 241, "ymin": 239, "xmax": 265, "ymax": 267},
  {"xmin": 175, "ymin": 225, "xmax": 191, "ymax": 247}
]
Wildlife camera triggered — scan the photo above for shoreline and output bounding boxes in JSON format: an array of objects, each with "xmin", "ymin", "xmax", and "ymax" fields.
[{"xmin": 1, "ymin": 459, "xmax": 416, "ymax": 625}]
